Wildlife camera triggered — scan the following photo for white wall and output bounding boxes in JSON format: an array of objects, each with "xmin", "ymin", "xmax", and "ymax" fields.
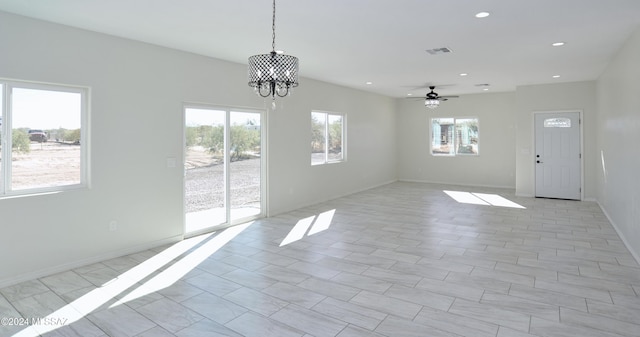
[
  {"xmin": 267, "ymin": 78, "xmax": 397, "ymax": 215},
  {"xmin": 596, "ymin": 27, "xmax": 640, "ymax": 260},
  {"xmin": 514, "ymin": 81, "xmax": 598, "ymax": 198},
  {"xmin": 396, "ymin": 92, "xmax": 517, "ymax": 188},
  {"xmin": 0, "ymin": 11, "xmax": 396, "ymax": 286}
]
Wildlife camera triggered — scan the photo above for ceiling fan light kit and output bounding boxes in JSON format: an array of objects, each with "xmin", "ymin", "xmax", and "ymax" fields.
[
  {"xmin": 415, "ymin": 85, "xmax": 458, "ymax": 109},
  {"xmin": 425, "ymin": 98, "xmax": 440, "ymax": 109},
  {"xmin": 248, "ymin": 0, "xmax": 299, "ymax": 101}
]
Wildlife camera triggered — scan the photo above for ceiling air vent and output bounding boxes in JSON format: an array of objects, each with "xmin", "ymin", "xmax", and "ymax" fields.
[{"xmin": 426, "ymin": 47, "xmax": 453, "ymax": 55}]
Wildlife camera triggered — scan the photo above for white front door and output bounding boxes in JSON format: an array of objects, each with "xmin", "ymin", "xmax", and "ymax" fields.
[{"xmin": 534, "ymin": 112, "xmax": 581, "ymax": 200}]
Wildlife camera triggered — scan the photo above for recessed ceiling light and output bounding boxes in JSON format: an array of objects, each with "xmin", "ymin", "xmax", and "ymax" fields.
[
  {"xmin": 475, "ymin": 12, "xmax": 490, "ymax": 18},
  {"xmin": 407, "ymin": 93, "xmax": 413, "ymax": 96},
  {"xmin": 552, "ymin": 75, "xmax": 561, "ymax": 78},
  {"xmin": 552, "ymin": 42, "xmax": 565, "ymax": 47},
  {"xmin": 483, "ymin": 88, "xmax": 489, "ymax": 91},
  {"xmin": 365, "ymin": 81, "xmax": 373, "ymax": 85},
  {"xmin": 459, "ymin": 73, "xmax": 468, "ymax": 77}
]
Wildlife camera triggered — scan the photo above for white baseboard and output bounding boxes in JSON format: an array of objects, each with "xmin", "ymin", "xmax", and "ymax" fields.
[
  {"xmin": 268, "ymin": 179, "xmax": 398, "ymax": 217},
  {"xmin": 596, "ymin": 201, "xmax": 640, "ymax": 265},
  {"xmin": 398, "ymin": 178, "xmax": 516, "ymax": 191},
  {"xmin": 0, "ymin": 235, "xmax": 183, "ymax": 289}
]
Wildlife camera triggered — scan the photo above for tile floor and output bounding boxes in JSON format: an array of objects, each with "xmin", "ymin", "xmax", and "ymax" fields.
[{"xmin": 2, "ymin": 182, "xmax": 640, "ymax": 337}]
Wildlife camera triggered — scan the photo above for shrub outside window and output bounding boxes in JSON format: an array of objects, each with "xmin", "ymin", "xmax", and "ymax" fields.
[
  {"xmin": 0, "ymin": 80, "xmax": 88, "ymax": 195},
  {"xmin": 431, "ymin": 117, "xmax": 478, "ymax": 156},
  {"xmin": 311, "ymin": 111, "xmax": 344, "ymax": 165}
]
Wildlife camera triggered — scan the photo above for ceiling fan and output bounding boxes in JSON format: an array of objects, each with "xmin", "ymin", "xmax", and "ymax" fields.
[{"xmin": 410, "ymin": 86, "xmax": 459, "ymax": 109}]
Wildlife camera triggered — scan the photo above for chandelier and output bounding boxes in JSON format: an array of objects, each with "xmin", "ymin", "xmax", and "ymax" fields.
[{"xmin": 248, "ymin": 0, "xmax": 299, "ymax": 100}]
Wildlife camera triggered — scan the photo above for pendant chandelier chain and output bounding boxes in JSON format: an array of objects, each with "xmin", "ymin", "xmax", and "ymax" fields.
[{"xmin": 271, "ymin": 0, "xmax": 276, "ymax": 52}]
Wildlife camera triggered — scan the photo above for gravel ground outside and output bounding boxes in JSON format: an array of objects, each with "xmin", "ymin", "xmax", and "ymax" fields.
[
  {"xmin": 7, "ymin": 142, "xmax": 81, "ymax": 190},
  {"xmin": 6, "ymin": 143, "xmax": 260, "ymax": 214},
  {"xmin": 185, "ymin": 147, "xmax": 261, "ymax": 213}
]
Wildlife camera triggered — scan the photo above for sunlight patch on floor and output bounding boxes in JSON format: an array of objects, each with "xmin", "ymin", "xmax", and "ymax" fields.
[
  {"xmin": 112, "ymin": 222, "xmax": 253, "ymax": 307},
  {"xmin": 308, "ymin": 209, "xmax": 335, "ymax": 235},
  {"xmin": 280, "ymin": 209, "xmax": 336, "ymax": 246},
  {"xmin": 12, "ymin": 224, "xmax": 254, "ymax": 337},
  {"xmin": 444, "ymin": 190, "xmax": 526, "ymax": 209},
  {"xmin": 280, "ymin": 216, "xmax": 316, "ymax": 246}
]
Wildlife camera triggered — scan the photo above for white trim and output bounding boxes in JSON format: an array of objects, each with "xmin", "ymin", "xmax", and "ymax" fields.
[
  {"xmin": 0, "ymin": 235, "xmax": 183, "ymax": 289},
  {"xmin": 224, "ymin": 109, "xmax": 231, "ymax": 223},
  {"xmin": 263, "ymin": 106, "xmax": 270, "ymax": 217},
  {"xmin": 399, "ymin": 178, "xmax": 515, "ymax": 191},
  {"xmin": 1, "ymin": 83, "xmax": 8, "ymax": 193},
  {"xmin": 268, "ymin": 179, "xmax": 398, "ymax": 217},
  {"xmin": 181, "ymin": 105, "xmax": 187, "ymax": 236}
]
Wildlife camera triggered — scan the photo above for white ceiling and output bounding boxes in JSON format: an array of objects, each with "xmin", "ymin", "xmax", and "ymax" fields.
[{"xmin": 1, "ymin": 0, "xmax": 639, "ymax": 98}]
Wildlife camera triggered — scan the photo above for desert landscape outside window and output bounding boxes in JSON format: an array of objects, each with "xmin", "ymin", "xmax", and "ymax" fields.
[
  {"xmin": 0, "ymin": 80, "xmax": 87, "ymax": 194},
  {"xmin": 311, "ymin": 111, "xmax": 344, "ymax": 165},
  {"xmin": 431, "ymin": 117, "xmax": 479, "ymax": 156}
]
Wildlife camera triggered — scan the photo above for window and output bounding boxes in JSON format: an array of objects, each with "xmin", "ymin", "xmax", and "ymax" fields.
[
  {"xmin": 1, "ymin": 80, "xmax": 88, "ymax": 195},
  {"xmin": 544, "ymin": 118, "xmax": 571, "ymax": 128},
  {"xmin": 311, "ymin": 111, "xmax": 344, "ymax": 165},
  {"xmin": 431, "ymin": 117, "xmax": 479, "ymax": 156}
]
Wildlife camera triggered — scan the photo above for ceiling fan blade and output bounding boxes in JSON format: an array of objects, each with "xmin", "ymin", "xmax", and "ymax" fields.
[
  {"xmin": 402, "ymin": 83, "xmax": 439, "ymax": 90},
  {"xmin": 439, "ymin": 95, "xmax": 459, "ymax": 99},
  {"xmin": 404, "ymin": 86, "xmax": 432, "ymax": 91}
]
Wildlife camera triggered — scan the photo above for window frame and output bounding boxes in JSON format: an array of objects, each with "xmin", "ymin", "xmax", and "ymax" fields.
[
  {"xmin": 0, "ymin": 79, "xmax": 90, "ymax": 196},
  {"xmin": 430, "ymin": 117, "xmax": 479, "ymax": 156},
  {"xmin": 311, "ymin": 110, "xmax": 346, "ymax": 165}
]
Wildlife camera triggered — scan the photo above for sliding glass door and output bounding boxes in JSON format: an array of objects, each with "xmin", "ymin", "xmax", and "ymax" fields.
[{"xmin": 184, "ymin": 106, "xmax": 263, "ymax": 235}]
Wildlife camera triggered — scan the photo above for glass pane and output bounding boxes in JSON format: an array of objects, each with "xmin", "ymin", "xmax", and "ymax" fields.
[
  {"xmin": 544, "ymin": 118, "xmax": 571, "ymax": 128},
  {"xmin": 327, "ymin": 114, "xmax": 343, "ymax": 162},
  {"xmin": 11, "ymin": 88, "xmax": 82, "ymax": 190},
  {"xmin": 230, "ymin": 111, "xmax": 261, "ymax": 221},
  {"xmin": 431, "ymin": 118, "xmax": 454, "ymax": 155},
  {"xmin": 184, "ymin": 108, "xmax": 226, "ymax": 233},
  {"xmin": 455, "ymin": 118, "xmax": 479, "ymax": 155},
  {"xmin": 311, "ymin": 112, "xmax": 326, "ymax": 165}
]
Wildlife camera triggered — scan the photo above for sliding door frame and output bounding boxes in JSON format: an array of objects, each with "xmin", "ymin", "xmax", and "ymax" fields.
[{"xmin": 182, "ymin": 103, "xmax": 267, "ymax": 238}]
